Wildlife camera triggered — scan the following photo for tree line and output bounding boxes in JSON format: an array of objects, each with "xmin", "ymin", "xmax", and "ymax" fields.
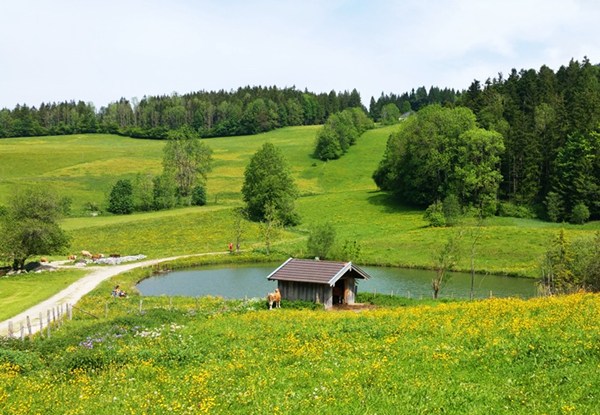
[
  {"xmin": 368, "ymin": 86, "xmax": 460, "ymax": 121},
  {"xmin": 459, "ymin": 58, "xmax": 600, "ymax": 222},
  {"xmin": 0, "ymin": 86, "xmax": 363, "ymax": 139}
]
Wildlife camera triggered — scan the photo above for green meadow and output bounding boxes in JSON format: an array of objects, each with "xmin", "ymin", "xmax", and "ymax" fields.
[
  {"xmin": 2, "ymin": 128, "xmax": 600, "ymax": 414},
  {"xmin": 1, "ymin": 126, "xmax": 599, "ymax": 277}
]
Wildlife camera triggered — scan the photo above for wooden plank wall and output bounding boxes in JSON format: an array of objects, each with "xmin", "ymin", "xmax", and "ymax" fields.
[{"xmin": 278, "ymin": 281, "xmax": 333, "ymax": 309}]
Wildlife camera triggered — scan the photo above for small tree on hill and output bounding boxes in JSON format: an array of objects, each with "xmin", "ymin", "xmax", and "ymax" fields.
[
  {"xmin": 242, "ymin": 142, "xmax": 299, "ymax": 226},
  {"xmin": 108, "ymin": 179, "xmax": 134, "ymax": 214},
  {"xmin": 307, "ymin": 222, "xmax": 336, "ymax": 259},
  {"xmin": 0, "ymin": 187, "xmax": 71, "ymax": 270},
  {"xmin": 163, "ymin": 126, "xmax": 213, "ymax": 202}
]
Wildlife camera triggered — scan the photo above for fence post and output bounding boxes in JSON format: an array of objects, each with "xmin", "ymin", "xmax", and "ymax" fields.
[
  {"xmin": 67, "ymin": 304, "xmax": 72, "ymax": 320},
  {"xmin": 139, "ymin": 299, "xmax": 143, "ymax": 314},
  {"xmin": 169, "ymin": 296, "xmax": 172, "ymax": 310},
  {"xmin": 39, "ymin": 312, "xmax": 43, "ymax": 332},
  {"xmin": 20, "ymin": 323, "xmax": 24, "ymax": 341},
  {"xmin": 47, "ymin": 310, "xmax": 52, "ymax": 338},
  {"xmin": 26, "ymin": 316, "xmax": 32, "ymax": 337},
  {"xmin": 489, "ymin": 290, "xmax": 493, "ymax": 298},
  {"xmin": 52, "ymin": 307, "xmax": 56, "ymax": 323}
]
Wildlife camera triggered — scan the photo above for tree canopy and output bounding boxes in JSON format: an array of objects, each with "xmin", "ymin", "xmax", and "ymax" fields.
[
  {"xmin": 373, "ymin": 105, "xmax": 504, "ymax": 214},
  {"xmin": 0, "ymin": 187, "xmax": 70, "ymax": 269},
  {"xmin": 242, "ymin": 142, "xmax": 299, "ymax": 226}
]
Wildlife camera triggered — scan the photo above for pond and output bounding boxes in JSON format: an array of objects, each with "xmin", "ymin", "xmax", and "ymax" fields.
[{"xmin": 136, "ymin": 263, "xmax": 538, "ymax": 300}]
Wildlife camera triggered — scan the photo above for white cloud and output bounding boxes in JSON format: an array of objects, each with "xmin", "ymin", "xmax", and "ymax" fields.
[{"xmin": 0, "ymin": 0, "xmax": 599, "ymax": 109}]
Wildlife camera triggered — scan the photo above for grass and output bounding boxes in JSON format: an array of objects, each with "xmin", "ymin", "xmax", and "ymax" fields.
[
  {"xmin": 0, "ymin": 269, "xmax": 86, "ymax": 320},
  {"xmin": 0, "ymin": 292, "xmax": 598, "ymax": 414},
  {"xmin": 1, "ymin": 127, "xmax": 599, "ymax": 413},
  {"xmin": 1, "ymin": 125, "xmax": 600, "ymax": 310}
]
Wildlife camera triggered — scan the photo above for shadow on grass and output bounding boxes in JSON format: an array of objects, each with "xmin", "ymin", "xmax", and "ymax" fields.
[{"xmin": 367, "ymin": 192, "xmax": 422, "ymax": 214}]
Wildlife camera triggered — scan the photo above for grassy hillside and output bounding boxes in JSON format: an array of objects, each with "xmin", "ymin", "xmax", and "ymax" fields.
[
  {"xmin": 0, "ymin": 292, "xmax": 598, "ymax": 414},
  {"xmin": 1, "ymin": 127, "xmax": 599, "ymax": 277}
]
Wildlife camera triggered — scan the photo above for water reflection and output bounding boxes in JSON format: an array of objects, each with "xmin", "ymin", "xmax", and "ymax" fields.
[{"xmin": 136, "ymin": 263, "xmax": 538, "ymax": 299}]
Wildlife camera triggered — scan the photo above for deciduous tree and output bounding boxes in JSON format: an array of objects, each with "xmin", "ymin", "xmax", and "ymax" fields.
[{"xmin": 242, "ymin": 142, "xmax": 299, "ymax": 226}]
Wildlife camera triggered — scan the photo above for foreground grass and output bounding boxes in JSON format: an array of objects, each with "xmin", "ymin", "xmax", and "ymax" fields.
[
  {"xmin": 0, "ymin": 269, "xmax": 86, "ymax": 320},
  {"xmin": 1, "ymin": 293, "xmax": 598, "ymax": 414}
]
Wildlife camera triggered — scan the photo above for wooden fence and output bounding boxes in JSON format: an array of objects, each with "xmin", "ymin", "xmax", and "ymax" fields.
[{"xmin": 4, "ymin": 303, "xmax": 73, "ymax": 340}]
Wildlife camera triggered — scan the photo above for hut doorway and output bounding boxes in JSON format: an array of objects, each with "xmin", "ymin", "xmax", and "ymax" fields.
[{"xmin": 333, "ymin": 279, "xmax": 345, "ymax": 305}]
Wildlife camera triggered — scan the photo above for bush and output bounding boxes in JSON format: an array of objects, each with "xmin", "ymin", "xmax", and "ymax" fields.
[
  {"xmin": 424, "ymin": 201, "xmax": 446, "ymax": 227},
  {"xmin": 191, "ymin": 184, "xmax": 207, "ymax": 206},
  {"xmin": 570, "ymin": 203, "xmax": 590, "ymax": 224},
  {"xmin": 307, "ymin": 222, "xmax": 336, "ymax": 260},
  {"xmin": 545, "ymin": 191, "xmax": 564, "ymax": 222},
  {"xmin": 107, "ymin": 179, "xmax": 134, "ymax": 214},
  {"xmin": 442, "ymin": 194, "xmax": 462, "ymax": 226},
  {"xmin": 497, "ymin": 202, "xmax": 535, "ymax": 219}
]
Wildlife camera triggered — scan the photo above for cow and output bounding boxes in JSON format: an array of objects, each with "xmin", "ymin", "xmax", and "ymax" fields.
[
  {"xmin": 81, "ymin": 250, "xmax": 93, "ymax": 258},
  {"xmin": 267, "ymin": 288, "xmax": 281, "ymax": 310},
  {"xmin": 68, "ymin": 254, "xmax": 77, "ymax": 260}
]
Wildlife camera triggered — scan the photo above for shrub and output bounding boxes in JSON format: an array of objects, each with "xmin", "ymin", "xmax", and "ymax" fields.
[
  {"xmin": 191, "ymin": 184, "xmax": 207, "ymax": 206},
  {"xmin": 545, "ymin": 191, "xmax": 564, "ymax": 222},
  {"xmin": 497, "ymin": 202, "xmax": 535, "ymax": 219},
  {"xmin": 570, "ymin": 203, "xmax": 590, "ymax": 224},
  {"xmin": 307, "ymin": 222, "xmax": 336, "ymax": 260},
  {"xmin": 107, "ymin": 179, "xmax": 134, "ymax": 214},
  {"xmin": 424, "ymin": 201, "xmax": 446, "ymax": 227},
  {"xmin": 442, "ymin": 194, "xmax": 462, "ymax": 226}
]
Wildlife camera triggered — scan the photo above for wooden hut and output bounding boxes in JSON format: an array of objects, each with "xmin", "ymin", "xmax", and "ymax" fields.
[{"xmin": 267, "ymin": 258, "xmax": 371, "ymax": 309}]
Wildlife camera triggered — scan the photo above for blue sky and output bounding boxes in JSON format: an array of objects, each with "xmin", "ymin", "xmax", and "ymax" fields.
[{"xmin": 1, "ymin": 0, "xmax": 599, "ymax": 109}]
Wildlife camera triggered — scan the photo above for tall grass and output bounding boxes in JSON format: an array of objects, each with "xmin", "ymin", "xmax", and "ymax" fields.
[{"xmin": 0, "ymin": 293, "xmax": 598, "ymax": 414}]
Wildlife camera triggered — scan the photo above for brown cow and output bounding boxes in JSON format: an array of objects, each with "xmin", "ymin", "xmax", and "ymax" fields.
[
  {"xmin": 81, "ymin": 250, "xmax": 92, "ymax": 258},
  {"xmin": 267, "ymin": 288, "xmax": 281, "ymax": 310}
]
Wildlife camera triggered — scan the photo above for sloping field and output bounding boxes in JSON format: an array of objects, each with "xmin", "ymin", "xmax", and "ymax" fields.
[{"xmin": 1, "ymin": 126, "xmax": 599, "ymax": 276}]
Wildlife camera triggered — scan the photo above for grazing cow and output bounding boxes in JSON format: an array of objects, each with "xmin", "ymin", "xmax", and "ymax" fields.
[
  {"xmin": 81, "ymin": 250, "xmax": 93, "ymax": 258},
  {"xmin": 109, "ymin": 253, "xmax": 121, "ymax": 258},
  {"xmin": 40, "ymin": 257, "xmax": 48, "ymax": 263},
  {"xmin": 267, "ymin": 288, "xmax": 281, "ymax": 310},
  {"xmin": 68, "ymin": 254, "xmax": 77, "ymax": 260},
  {"xmin": 91, "ymin": 253, "xmax": 104, "ymax": 261}
]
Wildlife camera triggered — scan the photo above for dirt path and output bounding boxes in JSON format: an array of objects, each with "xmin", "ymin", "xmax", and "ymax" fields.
[{"xmin": 0, "ymin": 253, "xmax": 220, "ymax": 337}]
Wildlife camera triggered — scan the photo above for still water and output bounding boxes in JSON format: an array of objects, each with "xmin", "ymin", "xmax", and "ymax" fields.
[{"xmin": 136, "ymin": 263, "xmax": 538, "ymax": 299}]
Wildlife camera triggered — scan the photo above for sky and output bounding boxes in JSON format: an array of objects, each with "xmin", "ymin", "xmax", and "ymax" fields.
[{"xmin": 1, "ymin": 0, "xmax": 600, "ymax": 110}]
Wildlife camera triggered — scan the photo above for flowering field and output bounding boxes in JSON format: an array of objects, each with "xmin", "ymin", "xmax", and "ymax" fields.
[{"xmin": 1, "ymin": 293, "xmax": 599, "ymax": 414}]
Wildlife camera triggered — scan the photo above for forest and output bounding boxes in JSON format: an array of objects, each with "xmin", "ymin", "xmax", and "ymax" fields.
[
  {"xmin": 0, "ymin": 58, "xmax": 598, "ymax": 222},
  {"xmin": 0, "ymin": 86, "xmax": 362, "ymax": 139}
]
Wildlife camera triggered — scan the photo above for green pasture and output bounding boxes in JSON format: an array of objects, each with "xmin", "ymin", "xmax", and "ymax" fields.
[
  {"xmin": 0, "ymin": 292, "xmax": 598, "ymax": 414},
  {"xmin": 1, "ymin": 125, "xmax": 599, "ymax": 279},
  {"xmin": 0, "ymin": 269, "xmax": 86, "ymax": 320}
]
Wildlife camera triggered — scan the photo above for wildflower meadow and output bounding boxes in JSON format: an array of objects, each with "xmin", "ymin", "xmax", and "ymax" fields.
[{"xmin": 1, "ymin": 292, "xmax": 598, "ymax": 414}]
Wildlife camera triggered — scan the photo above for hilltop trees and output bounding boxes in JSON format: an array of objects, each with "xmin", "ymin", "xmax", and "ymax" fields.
[
  {"xmin": 314, "ymin": 108, "xmax": 373, "ymax": 160},
  {"xmin": 373, "ymin": 105, "xmax": 504, "ymax": 215},
  {"xmin": 0, "ymin": 187, "xmax": 70, "ymax": 270},
  {"xmin": 0, "ymin": 86, "xmax": 365, "ymax": 140},
  {"xmin": 242, "ymin": 142, "xmax": 299, "ymax": 226}
]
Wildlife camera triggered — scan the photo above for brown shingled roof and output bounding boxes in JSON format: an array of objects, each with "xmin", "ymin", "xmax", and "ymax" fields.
[{"xmin": 267, "ymin": 258, "xmax": 370, "ymax": 286}]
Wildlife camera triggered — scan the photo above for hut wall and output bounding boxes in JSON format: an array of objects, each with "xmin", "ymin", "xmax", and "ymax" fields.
[{"xmin": 278, "ymin": 281, "xmax": 333, "ymax": 309}]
